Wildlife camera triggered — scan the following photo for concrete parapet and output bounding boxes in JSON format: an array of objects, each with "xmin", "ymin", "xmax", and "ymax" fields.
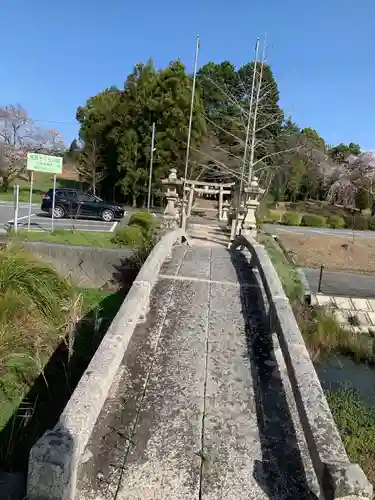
[
  {"xmin": 27, "ymin": 229, "xmax": 189, "ymax": 500},
  {"xmin": 233, "ymin": 234, "xmax": 373, "ymax": 500}
]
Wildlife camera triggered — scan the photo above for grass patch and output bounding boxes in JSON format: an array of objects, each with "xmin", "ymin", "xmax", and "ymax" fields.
[
  {"xmin": 326, "ymin": 388, "xmax": 375, "ymax": 487},
  {"xmin": 10, "ymin": 229, "xmax": 117, "ymax": 248},
  {"xmin": 257, "ymin": 232, "xmax": 303, "ymax": 302}
]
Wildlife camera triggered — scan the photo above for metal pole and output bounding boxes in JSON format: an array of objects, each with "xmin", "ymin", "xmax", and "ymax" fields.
[
  {"xmin": 147, "ymin": 122, "xmax": 156, "ymax": 211},
  {"xmin": 318, "ymin": 265, "xmax": 324, "ymax": 293},
  {"xmin": 248, "ymin": 32, "xmax": 267, "ymax": 185},
  {"xmin": 51, "ymin": 174, "xmax": 57, "ymax": 231},
  {"xmin": 182, "ymin": 34, "xmax": 200, "ymax": 225},
  {"xmin": 235, "ymin": 38, "xmax": 260, "ymax": 235},
  {"xmin": 239, "ymin": 38, "xmax": 260, "ymax": 197},
  {"xmin": 27, "ymin": 171, "xmax": 34, "ymax": 231},
  {"xmin": 14, "ymin": 184, "xmax": 19, "ymax": 234}
]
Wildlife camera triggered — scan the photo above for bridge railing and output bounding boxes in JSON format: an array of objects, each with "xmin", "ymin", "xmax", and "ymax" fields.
[
  {"xmin": 235, "ymin": 233, "xmax": 373, "ymax": 500},
  {"xmin": 27, "ymin": 229, "xmax": 189, "ymax": 500}
]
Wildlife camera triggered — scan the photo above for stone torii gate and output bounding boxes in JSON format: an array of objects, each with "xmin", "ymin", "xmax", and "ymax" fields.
[{"xmin": 182, "ymin": 179, "xmax": 234, "ymax": 219}]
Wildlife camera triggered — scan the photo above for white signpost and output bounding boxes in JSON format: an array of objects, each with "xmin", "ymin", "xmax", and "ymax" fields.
[
  {"xmin": 26, "ymin": 153, "xmax": 63, "ymax": 231},
  {"xmin": 13, "ymin": 184, "xmax": 20, "ymax": 234}
]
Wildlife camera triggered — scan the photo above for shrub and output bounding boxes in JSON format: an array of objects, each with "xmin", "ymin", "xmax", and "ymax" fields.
[
  {"xmin": 301, "ymin": 214, "xmax": 327, "ymax": 227},
  {"xmin": 111, "ymin": 225, "xmax": 145, "ymax": 248},
  {"xmin": 281, "ymin": 212, "xmax": 301, "ymax": 226},
  {"xmin": 344, "ymin": 215, "xmax": 369, "ymax": 231},
  {"xmin": 264, "ymin": 210, "xmax": 282, "ymax": 224},
  {"xmin": 327, "ymin": 215, "xmax": 345, "ymax": 229},
  {"xmin": 368, "ymin": 216, "xmax": 375, "ymax": 231},
  {"xmin": 128, "ymin": 211, "xmax": 155, "ymax": 234}
]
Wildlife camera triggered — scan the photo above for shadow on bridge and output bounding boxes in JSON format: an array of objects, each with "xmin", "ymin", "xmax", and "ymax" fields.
[{"xmin": 231, "ymin": 248, "xmax": 318, "ymax": 499}]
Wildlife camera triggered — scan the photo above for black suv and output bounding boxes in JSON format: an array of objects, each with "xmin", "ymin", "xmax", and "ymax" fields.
[{"xmin": 41, "ymin": 189, "xmax": 124, "ymax": 222}]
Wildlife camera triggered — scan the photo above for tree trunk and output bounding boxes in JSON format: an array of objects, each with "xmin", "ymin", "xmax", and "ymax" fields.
[{"xmin": 132, "ymin": 195, "xmax": 137, "ymax": 208}]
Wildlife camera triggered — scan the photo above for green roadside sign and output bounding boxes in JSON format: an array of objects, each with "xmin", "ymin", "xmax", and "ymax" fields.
[{"xmin": 27, "ymin": 153, "xmax": 63, "ymax": 174}]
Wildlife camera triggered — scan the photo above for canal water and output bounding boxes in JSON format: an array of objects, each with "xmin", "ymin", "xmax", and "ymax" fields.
[{"xmin": 317, "ymin": 355, "xmax": 375, "ymax": 407}]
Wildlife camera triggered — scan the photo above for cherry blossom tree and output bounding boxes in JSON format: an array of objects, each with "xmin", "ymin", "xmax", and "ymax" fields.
[
  {"xmin": 326, "ymin": 152, "xmax": 375, "ymax": 206},
  {"xmin": 0, "ymin": 105, "xmax": 65, "ymax": 189}
]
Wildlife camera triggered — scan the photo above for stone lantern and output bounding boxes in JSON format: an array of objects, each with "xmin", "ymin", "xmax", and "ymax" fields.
[
  {"xmin": 242, "ymin": 176, "xmax": 265, "ymax": 237},
  {"xmin": 222, "ymin": 200, "xmax": 230, "ymax": 222},
  {"xmin": 162, "ymin": 168, "xmax": 182, "ymax": 223}
]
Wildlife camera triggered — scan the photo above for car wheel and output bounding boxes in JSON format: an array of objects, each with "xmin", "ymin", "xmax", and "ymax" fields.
[
  {"xmin": 53, "ymin": 206, "xmax": 65, "ymax": 219},
  {"xmin": 101, "ymin": 209, "xmax": 114, "ymax": 222}
]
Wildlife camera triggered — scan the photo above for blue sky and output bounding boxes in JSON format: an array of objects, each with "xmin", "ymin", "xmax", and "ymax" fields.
[{"xmin": 1, "ymin": 0, "xmax": 374, "ymax": 149}]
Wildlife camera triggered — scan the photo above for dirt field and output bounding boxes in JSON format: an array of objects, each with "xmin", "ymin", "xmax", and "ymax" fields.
[{"xmin": 279, "ymin": 233, "xmax": 375, "ymax": 274}]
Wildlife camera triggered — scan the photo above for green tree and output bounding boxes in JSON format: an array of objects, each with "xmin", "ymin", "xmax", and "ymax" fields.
[
  {"xmin": 76, "ymin": 89, "xmax": 123, "ymax": 199},
  {"xmin": 69, "ymin": 139, "xmax": 78, "ymax": 152},
  {"xmin": 301, "ymin": 127, "xmax": 325, "ymax": 150},
  {"xmin": 76, "ymin": 59, "xmax": 206, "ymax": 205},
  {"xmin": 286, "ymin": 158, "xmax": 307, "ymax": 202},
  {"xmin": 197, "ymin": 61, "xmax": 237, "ymax": 122},
  {"xmin": 355, "ymin": 187, "xmax": 369, "ymax": 213},
  {"xmin": 329, "ymin": 142, "xmax": 361, "ymax": 162}
]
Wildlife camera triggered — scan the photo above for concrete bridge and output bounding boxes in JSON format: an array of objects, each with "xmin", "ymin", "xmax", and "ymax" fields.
[{"xmin": 27, "ymin": 224, "xmax": 372, "ymax": 500}]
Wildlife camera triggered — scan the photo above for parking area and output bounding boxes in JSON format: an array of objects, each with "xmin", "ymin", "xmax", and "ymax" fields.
[{"xmin": 0, "ymin": 201, "xmax": 121, "ymax": 233}]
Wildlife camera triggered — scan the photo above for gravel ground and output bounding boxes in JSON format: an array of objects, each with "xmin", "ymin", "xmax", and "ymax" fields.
[{"xmin": 279, "ymin": 233, "xmax": 375, "ymax": 274}]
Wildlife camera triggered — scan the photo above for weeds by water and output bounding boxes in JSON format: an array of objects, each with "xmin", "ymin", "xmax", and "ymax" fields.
[
  {"xmin": 0, "ymin": 246, "xmax": 74, "ymax": 430},
  {"xmin": 0, "ymin": 245, "xmax": 124, "ymax": 470},
  {"xmin": 326, "ymin": 388, "xmax": 375, "ymax": 486},
  {"xmin": 0, "ymin": 286, "xmax": 123, "ymax": 471},
  {"xmin": 294, "ymin": 304, "xmax": 375, "ymax": 365}
]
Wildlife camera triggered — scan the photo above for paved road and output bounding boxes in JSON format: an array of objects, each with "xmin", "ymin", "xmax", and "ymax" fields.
[
  {"xmin": 262, "ymin": 223, "xmax": 375, "ymax": 239},
  {"xmin": 303, "ymin": 267, "xmax": 375, "ymax": 299}
]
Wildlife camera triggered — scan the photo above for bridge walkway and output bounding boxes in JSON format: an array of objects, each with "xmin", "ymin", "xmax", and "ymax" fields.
[{"xmin": 77, "ymin": 242, "xmax": 318, "ymax": 500}]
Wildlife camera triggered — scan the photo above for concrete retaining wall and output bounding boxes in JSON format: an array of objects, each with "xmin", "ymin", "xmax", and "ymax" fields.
[
  {"xmin": 21, "ymin": 241, "xmax": 134, "ymax": 288},
  {"xmin": 236, "ymin": 233, "xmax": 373, "ymax": 500},
  {"xmin": 27, "ymin": 229, "xmax": 189, "ymax": 500}
]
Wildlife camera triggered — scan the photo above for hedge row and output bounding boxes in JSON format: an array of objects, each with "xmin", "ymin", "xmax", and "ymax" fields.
[{"xmin": 265, "ymin": 210, "xmax": 375, "ymax": 230}]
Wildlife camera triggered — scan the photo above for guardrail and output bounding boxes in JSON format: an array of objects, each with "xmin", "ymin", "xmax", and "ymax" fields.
[
  {"xmin": 27, "ymin": 229, "xmax": 189, "ymax": 500},
  {"xmin": 234, "ymin": 233, "xmax": 373, "ymax": 500}
]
